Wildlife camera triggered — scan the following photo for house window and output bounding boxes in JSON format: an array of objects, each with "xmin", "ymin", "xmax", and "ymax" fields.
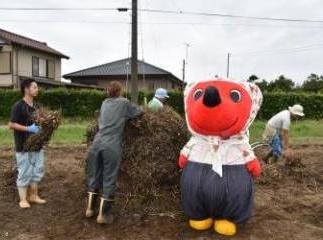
[
  {"xmin": 47, "ymin": 60, "xmax": 55, "ymax": 79},
  {"xmin": 39, "ymin": 58, "xmax": 47, "ymax": 77},
  {"xmin": 32, "ymin": 56, "xmax": 39, "ymax": 76},
  {"xmin": 0, "ymin": 52, "xmax": 11, "ymax": 74},
  {"xmin": 32, "ymin": 56, "xmax": 48, "ymax": 77}
]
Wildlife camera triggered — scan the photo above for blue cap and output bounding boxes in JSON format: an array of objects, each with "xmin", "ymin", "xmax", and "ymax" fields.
[{"xmin": 155, "ymin": 88, "xmax": 169, "ymax": 99}]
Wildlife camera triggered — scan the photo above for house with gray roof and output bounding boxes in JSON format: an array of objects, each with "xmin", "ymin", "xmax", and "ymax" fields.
[
  {"xmin": 0, "ymin": 27, "xmax": 69, "ymax": 88},
  {"xmin": 63, "ymin": 58, "xmax": 183, "ymax": 91}
]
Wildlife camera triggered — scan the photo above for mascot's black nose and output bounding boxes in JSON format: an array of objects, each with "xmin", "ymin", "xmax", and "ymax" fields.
[{"xmin": 203, "ymin": 86, "xmax": 221, "ymax": 107}]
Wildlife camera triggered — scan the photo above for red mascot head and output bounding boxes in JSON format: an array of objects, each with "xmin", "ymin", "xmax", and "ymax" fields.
[{"xmin": 184, "ymin": 78, "xmax": 263, "ymax": 139}]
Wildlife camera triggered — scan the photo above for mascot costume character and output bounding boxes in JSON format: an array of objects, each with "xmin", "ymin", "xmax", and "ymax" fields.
[{"xmin": 178, "ymin": 78, "xmax": 263, "ymax": 236}]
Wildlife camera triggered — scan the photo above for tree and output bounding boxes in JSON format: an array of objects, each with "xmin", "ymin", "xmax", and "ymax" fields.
[
  {"xmin": 255, "ymin": 79, "xmax": 269, "ymax": 92},
  {"xmin": 302, "ymin": 73, "xmax": 323, "ymax": 92},
  {"xmin": 268, "ymin": 75, "xmax": 295, "ymax": 92}
]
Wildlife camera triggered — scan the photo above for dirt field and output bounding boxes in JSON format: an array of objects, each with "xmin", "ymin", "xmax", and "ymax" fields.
[{"xmin": 0, "ymin": 144, "xmax": 322, "ymax": 240}]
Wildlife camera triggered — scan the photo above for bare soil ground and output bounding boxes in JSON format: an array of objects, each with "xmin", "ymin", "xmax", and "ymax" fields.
[{"xmin": 0, "ymin": 144, "xmax": 322, "ymax": 240}]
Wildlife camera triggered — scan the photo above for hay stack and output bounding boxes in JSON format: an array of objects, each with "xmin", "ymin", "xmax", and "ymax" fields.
[
  {"xmin": 86, "ymin": 106, "xmax": 190, "ymax": 209},
  {"xmin": 284, "ymin": 151, "xmax": 304, "ymax": 167},
  {"xmin": 23, "ymin": 109, "xmax": 61, "ymax": 152}
]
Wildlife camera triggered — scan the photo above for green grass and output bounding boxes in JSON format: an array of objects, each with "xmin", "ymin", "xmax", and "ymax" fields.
[
  {"xmin": 1, "ymin": 120, "xmax": 323, "ymax": 146},
  {"xmin": 250, "ymin": 120, "xmax": 323, "ymax": 144},
  {"xmin": 0, "ymin": 119, "xmax": 90, "ymax": 145}
]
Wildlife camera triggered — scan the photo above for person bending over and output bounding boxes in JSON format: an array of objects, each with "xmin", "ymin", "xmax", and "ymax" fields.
[
  {"xmin": 262, "ymin": 104, "xmax": 304, "ymax": 163},
  {"xmin": 85, "ymin": 81, "xmax": 143, "ymax": 224}
]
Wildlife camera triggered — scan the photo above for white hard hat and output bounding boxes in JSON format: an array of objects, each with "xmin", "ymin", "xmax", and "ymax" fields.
[{"xmin": 288, "ymin": 104, "xmax": 304, "ymax": 117}]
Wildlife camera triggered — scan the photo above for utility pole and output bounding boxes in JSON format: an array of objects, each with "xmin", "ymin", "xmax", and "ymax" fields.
[
  {"xmin": 182, "ymin": 59, "xmax": 186, "ymax": 82},
  {"xmin": 131, "ymin": 0, "xmax": 138, "ymax": 103},
  {"xmin": 226, "ymin": 52, "xmax": 231, "ymax": 78},
  {"xmin": 182, "ymin": 43, "xmax": 190, "ymax": 83}
]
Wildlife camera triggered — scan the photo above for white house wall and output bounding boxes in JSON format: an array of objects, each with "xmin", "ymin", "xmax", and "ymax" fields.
[{"xmin": 17, "ymin": 47, "xmax": 61, "ymax": 81}]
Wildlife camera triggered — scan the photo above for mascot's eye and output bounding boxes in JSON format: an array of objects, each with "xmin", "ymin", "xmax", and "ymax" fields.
[
  {"xmin": 230, "ymin": 90, "xmax": 241, "ymax": 103},
  {"xmin": 193, "ymin": 89, "xmax": 203, "ymax": 100}
]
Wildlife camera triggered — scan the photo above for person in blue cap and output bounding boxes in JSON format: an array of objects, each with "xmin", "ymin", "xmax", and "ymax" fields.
[{"xmin": 148, "ymin": 88, "xmax": 169, "ymax": 111}]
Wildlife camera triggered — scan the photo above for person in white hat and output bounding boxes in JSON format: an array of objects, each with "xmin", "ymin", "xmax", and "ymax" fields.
[
  {"xmin": 148, "ymin": 88, "xmax": 169, "ymax": 111},
  {"xmin": 262, "ymin": 104, "xmax": 304, "ymax": 162}
]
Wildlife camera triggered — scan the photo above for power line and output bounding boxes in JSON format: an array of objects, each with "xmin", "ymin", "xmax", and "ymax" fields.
[
  {"xmin": 233, "ymin": 43, "xmax": 323, "ymax": 57},
  {"xmin": 0, "ymin": 19, "xmax": 130, "ymax": 24},
  {"xmin": 0, "ymin": 7, "xmax": 118, "ymax": 11},
  {"xmin": 140, "ymin": 8, "xmax": 323, "ymax": 24},
  {"xmin": 0, "ymin": 7, "xmax": 323, "ymax": 24},
  {"xmin": 2, "ymin": 19, "xmax": 323, "ymax": 29}
]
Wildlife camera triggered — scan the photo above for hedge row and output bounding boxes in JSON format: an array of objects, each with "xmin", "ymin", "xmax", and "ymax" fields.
[{"xmin": 1, "ymin": 89, "xmax": 322, "ymax": 119}]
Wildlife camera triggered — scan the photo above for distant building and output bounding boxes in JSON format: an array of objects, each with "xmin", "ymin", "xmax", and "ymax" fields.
[
  {"xmin": 0, "ymin": 27, "xmax": 71, "ymax": 88},
  {"xmin": 63, "ymin": 58, "xmax": 183, "ymax": 91}
]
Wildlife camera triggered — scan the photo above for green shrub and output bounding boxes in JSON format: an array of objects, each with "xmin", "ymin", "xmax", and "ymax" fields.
[
  {"xmin": 1, "ymin": 89, "xmax": 322, "ymax": 119},
  {"xmin": 259, "ymin": 92, "xmax": 323, "ymax": 119}
]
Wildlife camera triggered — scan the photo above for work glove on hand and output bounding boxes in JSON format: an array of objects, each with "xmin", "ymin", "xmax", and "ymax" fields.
[
  {"xmin": 26, "ymin": 123, "xmax": 41, "ymax": 134},
  {"xmin": 178, "ymin": 154, "xmax": 188, "ymax": 169},
  {"xmin": 246, "ymin": 159, "xmax": 261, "ymax": 178}
]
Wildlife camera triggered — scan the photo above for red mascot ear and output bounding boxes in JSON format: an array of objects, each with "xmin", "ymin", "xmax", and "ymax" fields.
[{"xmin": 185, "ymin": 80, "xmax": 252, "ymax": 138}]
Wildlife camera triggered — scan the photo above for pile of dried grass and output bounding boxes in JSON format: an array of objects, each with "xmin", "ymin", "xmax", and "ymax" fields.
[
  {"xmin": 257, "ymin": 159, "xmax": 307, "ymax": 186},
  {"xmin": 257, "ymin": 164, "xmax": 284, "ymax": 185},
  {"xmin": 23, "ymin": 109, "xmax": 61, "ymax": 152},
  {"xmin": 284, "ymin": 151, "xmax": 304, "ymax": 168},
  {"xmin": 85, "ymin": 106, "xmax": 190, "ymax": 212}
]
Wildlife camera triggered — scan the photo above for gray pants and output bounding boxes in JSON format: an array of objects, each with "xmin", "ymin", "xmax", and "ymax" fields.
[{"xmin": 86, "ymin": 146, "xmax": 121, "ymax": 199}]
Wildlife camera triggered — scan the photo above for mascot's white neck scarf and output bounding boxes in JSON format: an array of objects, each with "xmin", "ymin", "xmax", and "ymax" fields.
[{"xmin": 184, "ymin": 80, "xmax": 263, "ymax": 177}]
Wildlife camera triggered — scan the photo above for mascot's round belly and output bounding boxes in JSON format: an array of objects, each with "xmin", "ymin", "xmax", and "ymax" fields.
[{"xmin": 178, "ymin": 78, "xmax": 263, "ymax": 236}]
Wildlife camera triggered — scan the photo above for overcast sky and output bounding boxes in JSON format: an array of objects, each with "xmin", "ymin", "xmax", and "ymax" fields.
[{"xmin": 1, "ymin": 0, "xmax": 323, "ymax": 84}]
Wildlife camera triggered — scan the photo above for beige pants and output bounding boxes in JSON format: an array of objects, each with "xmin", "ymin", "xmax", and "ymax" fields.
[{"xmin": 262, "ymin": 124, "xmax": 277, "ymax": 143}]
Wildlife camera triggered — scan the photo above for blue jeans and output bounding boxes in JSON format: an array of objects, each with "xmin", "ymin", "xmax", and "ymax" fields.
[
  {"xmin": 16, "ymin": 150, "xmax": 45, "ymax": 187},
  {"xmin": 270, "ymin": 135, "xmax": 283, "ymax": 158}
]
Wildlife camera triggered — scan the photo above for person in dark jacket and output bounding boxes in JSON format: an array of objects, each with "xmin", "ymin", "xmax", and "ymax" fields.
[{"xmin": 85, "ymin": 81, "xmax": 143, "ymax": 224}]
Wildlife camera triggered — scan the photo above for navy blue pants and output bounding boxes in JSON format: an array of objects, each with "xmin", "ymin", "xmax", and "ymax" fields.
[{"xmin": 181, "ymin": 162, "xmax": 254, "ymax": 224}]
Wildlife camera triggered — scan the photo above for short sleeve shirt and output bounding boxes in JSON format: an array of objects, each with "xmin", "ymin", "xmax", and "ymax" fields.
[
  {"xmin": 148, "ymin": 97, "xmax": 163, "ymax": 111},
  {"xmin": 268, "ymin": 110, "xmax": 291, "ymax": 131},
  {"xmin": 10, "ymin": 100, "xmax": 39, "ymax": 152}
]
